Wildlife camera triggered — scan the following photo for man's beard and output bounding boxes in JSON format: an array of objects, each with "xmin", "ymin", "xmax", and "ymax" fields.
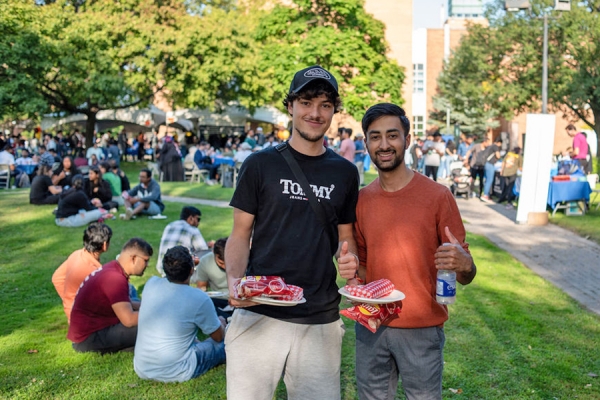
[
  {"xmin": 293, "ymin": 126, "xmax": 326, "ymax": 143},
  {"xmin": 372, "ymin": 150, "xmax": 404, "ymax": 172}
]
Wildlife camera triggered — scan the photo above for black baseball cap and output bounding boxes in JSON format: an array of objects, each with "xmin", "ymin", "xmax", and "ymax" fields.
[{"xmin": 289, "ymin": 65, "xmax": 339, "ymax": 96}]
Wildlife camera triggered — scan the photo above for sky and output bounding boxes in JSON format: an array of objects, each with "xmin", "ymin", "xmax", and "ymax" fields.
[{"xmin": 413, "ymin": 0, "xmax": 494, "ymax": 30}]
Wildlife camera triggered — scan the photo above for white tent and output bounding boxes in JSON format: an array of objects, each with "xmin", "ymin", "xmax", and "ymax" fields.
[{"xmin": 41, "ymin": 104, "xmax": 289, "ymax": 133}]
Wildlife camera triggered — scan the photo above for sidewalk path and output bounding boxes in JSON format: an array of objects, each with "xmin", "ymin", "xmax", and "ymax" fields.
[
  {"xmin": 163, "ymin": 194, "xmax": 600, "ymax": 315},
  {"xmin": 455, "ymin": 197, "xmax": 600, "ymax": 315}
]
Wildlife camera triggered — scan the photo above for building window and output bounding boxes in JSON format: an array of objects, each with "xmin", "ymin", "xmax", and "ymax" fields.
[
  {"xmin": 413, "ymin": 64, "xmax": 424, "ymax": 94},
  {"xmin": 413, "ymin": 116, "xmax": 425, "ymax": 137}
]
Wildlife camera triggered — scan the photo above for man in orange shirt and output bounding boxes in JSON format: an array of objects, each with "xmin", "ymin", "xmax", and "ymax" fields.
[
  {"xmin": 353, "ymin": 103, "xmax": 477, "ymax": 400},
  {"xmin": 52, "ymin": 223, "xmax": 112, "ymax": 322}
]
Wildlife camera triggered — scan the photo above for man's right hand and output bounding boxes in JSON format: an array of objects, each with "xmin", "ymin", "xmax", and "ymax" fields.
[{"xmin": 228, "ymin": 293, "xmax": 259, "ymax": 308}]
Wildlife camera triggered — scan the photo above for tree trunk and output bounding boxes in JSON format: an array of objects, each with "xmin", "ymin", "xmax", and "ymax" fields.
[{"xmin": 84, "ymin": 112, "xmax": 97, "ymax": 149}]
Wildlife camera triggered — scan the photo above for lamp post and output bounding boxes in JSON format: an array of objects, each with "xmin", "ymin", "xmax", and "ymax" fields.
[
  {"xmin": 542, "ymin": 13, "xmax": 548, "ymax": 113},
  {"xmin": 504, "ymin": 1, "xmax": 570, "ymax": 114}
]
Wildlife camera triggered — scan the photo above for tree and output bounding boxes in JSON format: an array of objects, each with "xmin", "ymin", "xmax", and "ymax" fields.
[
  {"xmin": 0, "ymin": 0, "xmax": 268, "ymax": 146},
  {"xmin": 439, "ymin": 0, "xmax": 600, "ymax": 161},
  {"xmin": 428, "ymin": 96, "xmax": 499, "ymax": 138},
  {"xmin": 254, "ymin": 0, "xmax": 405, "ymax": 121}
]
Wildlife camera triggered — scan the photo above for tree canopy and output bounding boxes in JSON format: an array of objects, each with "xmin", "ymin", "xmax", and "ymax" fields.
[
  {"xmin": 0, "ymin": 0, "xmax": 405, "ymax": 142},
  {"xmin": 439, "ymin": 0, "xmax": 600, "ymax": 158},
  {"xmin": 255, "ymin": 0, "xmax": 405, "ymax": 120}
]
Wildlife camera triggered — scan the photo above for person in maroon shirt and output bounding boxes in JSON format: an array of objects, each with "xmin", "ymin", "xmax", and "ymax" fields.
[{"xmin": 67, "ymin": 238, "xmax": 153, "ymax": 354}]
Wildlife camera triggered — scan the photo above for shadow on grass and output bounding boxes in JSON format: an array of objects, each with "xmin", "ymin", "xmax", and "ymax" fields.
[{"xmin": 0, "ymin": 192, "xmax": 232, "ymax": 338}]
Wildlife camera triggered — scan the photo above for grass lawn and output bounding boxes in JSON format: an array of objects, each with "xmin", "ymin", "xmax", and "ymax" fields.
[{"xmin": 2, "ymin": 173, "xmax": 599, "ymax": 399}]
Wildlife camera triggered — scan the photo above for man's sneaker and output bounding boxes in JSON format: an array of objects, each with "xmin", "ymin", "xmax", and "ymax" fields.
[
  {"xmin": 109, "ymin": 207, "xmax": 118, "ymax": 214},
  {"xmin": 124, "ymin": 208, "xmax": 134, "ymax": 220},
  {"xmin": 505, "ymin": 203, "xmax": 514, "ymax": 210},
  {"xmin": 480, "ymin": 195, "xmax": 492, "ymax": 203}
]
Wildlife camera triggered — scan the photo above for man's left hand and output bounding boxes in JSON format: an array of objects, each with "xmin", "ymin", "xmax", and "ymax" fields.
[{"xmin": 434, "ymin": 227, "xmax": 473, "ymax": 273}]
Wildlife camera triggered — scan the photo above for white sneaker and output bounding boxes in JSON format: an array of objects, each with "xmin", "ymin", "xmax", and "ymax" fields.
[{"xmin": 124, "ymin": 208, "xmax": 134, "ymax": 220}]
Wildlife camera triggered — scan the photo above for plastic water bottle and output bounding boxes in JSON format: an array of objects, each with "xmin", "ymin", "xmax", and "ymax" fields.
[
  {"xmin": 436, "ymin": 270, "xmax": 456, "ymax": 304},
  {"xmin": 436, "ymin": 244, "xmax": 456, "ymax": 304}
]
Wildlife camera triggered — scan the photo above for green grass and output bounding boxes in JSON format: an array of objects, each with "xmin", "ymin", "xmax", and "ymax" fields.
[{"xmin": 1, "ymin": 183, "xmax": 600, "ymax": 399}]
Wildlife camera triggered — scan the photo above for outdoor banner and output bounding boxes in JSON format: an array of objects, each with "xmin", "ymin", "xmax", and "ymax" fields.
[{"xmin": 516, "ymin": 114, "xmax": 556, "ymax": 224}]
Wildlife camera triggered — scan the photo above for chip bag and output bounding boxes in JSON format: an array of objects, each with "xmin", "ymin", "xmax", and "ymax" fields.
[{"xmin": 340, "ymin": 302, "xmax": 401, "ymax": 333}]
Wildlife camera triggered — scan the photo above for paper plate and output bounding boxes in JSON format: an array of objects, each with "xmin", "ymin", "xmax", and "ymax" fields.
[{"xmin": 338, "ymin": 288, "xmax": 405, "ymax": 304}]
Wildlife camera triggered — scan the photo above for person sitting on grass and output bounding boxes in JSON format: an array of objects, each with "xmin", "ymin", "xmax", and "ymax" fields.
[
  {"xmin": 156, "ymin": 206, "xmax": 212, "ymax": 276},
  {"xmin": 99, "ymin": 161, "xmax": 124, "ymax": 206},
  {"xmin": 52, "ymin": 222, "xmax": 112, "ymax": 322},
  {"xmin": 134, "ymin": 245, "xmax": 226, "ymax": 382},
  {"xmin": 55, "ymin": 174, "xmax": 111, "ymax": 228},
  {"xmin": 67, "ymin": 238, "xmax": 153, "ymax": 354},
  {"xmin": 109, "ymin": 159, "xmax": 131, "ymax": 192},
  {"xmin": 84, "ymin": 165, "xmax": 118, "ymax": 212},
  {"xmin": 191, "ymin": 237, "xmax": 230, "ymax": 318},
  {"xmin": 123, "ymin": 168, "xmax": 164, "ymax": 220},
  {"xmin": 52, "ymin": 155, "xmax": 82, "ymax": 188},
  {"xmin": 29, "ymin": 164, "xmax": 62, "ymax": 205}
]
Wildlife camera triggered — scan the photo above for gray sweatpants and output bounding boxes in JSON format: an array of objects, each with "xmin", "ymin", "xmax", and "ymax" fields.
[
  {"xmin": 225, "ymin": 309, "xmax": 345, "ymax": 400},
  {"xmin": 355, "ymin": 324, "xmax": 445, "ymax": 400}
]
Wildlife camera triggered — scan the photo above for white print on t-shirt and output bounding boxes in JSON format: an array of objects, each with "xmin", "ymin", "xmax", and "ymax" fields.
[{"xmin": 280, "ymin": 179, "xmax": 335, "ymax": 201}]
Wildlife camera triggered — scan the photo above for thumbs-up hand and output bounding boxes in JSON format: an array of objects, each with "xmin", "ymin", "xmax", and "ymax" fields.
[
  {"xmin": 434, "ymin": 226, "xmax": 472, "ymax": 273},
  {"xmin": 336, "ymin": 241, "xmax": 359, "ymax": 280}
]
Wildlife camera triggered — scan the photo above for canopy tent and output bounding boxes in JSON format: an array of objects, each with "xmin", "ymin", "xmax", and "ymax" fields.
[
  {"xmin": 172, "ymin": 105, "xmax": 290, "ymax": 129},
  {"xmin": 41, "ymin": 104, "xmax": 290, "ymax": 133},
  {"xmin": 41, "ymin": 106, "xmax": 169, "ymax": 132}
]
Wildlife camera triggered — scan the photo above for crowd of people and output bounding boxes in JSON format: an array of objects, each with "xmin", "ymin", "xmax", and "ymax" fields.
[
  {"xmin": 45, "ymin": 65, "xmax": 479, "ymax": 399},
  {"xmin": 52, "ymin": 201, "xmax": 228, "ymax": 379}
]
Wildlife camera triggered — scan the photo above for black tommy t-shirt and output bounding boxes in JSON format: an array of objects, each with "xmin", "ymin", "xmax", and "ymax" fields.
[{"xmin": 230, "ymin": 144, "xmax": 359, "ymax": 324}]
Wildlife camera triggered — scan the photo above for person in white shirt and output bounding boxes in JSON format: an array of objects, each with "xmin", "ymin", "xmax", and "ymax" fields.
[{"xmin": 233, "ymin": 142, "xmax": 253, "ymax": 164}]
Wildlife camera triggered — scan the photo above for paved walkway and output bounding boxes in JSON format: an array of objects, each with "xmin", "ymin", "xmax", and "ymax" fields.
[
  {"xmin": 163, "ymin": 194, "xmax": 600, "ymax": 315},
  {"xmin": 455, "ymin": 197, "xmax": 600, "ymax": 315}
]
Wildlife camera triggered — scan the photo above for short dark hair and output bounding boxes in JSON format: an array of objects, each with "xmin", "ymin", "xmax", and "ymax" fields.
[
  {"xmin": 71, "ymin": 174, "xmax": 84, "ymax": 190},
  {"xmin": 566, "ymin": 124, "xmax": 577, "ymax": 131},
  {"xmin": 361, "ymin": 103, "xmax": 410, "ymax": 136},
  {"xmin": 283, "ymin": 80, "xmax": 342, "ymax": 114},
  {"xmin": 122, "ymin": 237, "xmax": 153, "ymax": 257},
  {"xmin": 108, "ymin": 159, "xmax": 118, "ymax": 169},
  {"xmin": 99, "ymin": 161, "xmax": 111, "ymax": 172},
  {"xmin": 163, "ymin": 245, "xmax": 193, "ymax": 282},
  {"xmin": 213, "ymin": 237, "xmax": 228, "ymax": 261},
  {"xmin": 344, "ymin": 128, "xmax": 353, "ymax": 135},
  {"xmin": 83, "ymin": 222, "xmax": 112, "ymax": 253},
  {"xmin": 141, "ymin": 168, "xmax": 152, "ymax": 178},
  {"xmin": 180, "ymin": 206, "xmax": 201, "ymax": 221}
]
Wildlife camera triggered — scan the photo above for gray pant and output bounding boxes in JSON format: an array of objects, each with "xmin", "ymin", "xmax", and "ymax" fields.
[
  {"xmin": 55, "ymin": 209, "xmax": 103, "ymax": 228},
  {"xmin": 225, "ymin": 309, "xmax": 345, "ymax": 400},
  {"xmin": 72, "ymin": 323, "xmax": 137, "ymax": 354},
  {"xmin": 356, "ymin": 324, "xmax": 445, "ymax": 400}
]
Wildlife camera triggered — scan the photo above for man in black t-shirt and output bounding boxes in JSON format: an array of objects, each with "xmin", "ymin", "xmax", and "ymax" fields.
[
  {"xmin": 224, "ymin": 66, "xmax": 359, "ymax": 400},
  {"xmin": 30, "ymin": 165, "xmax": 62, "ymax": 205}
]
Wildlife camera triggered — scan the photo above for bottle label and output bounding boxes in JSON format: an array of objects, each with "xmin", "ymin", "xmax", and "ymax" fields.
[{"xmin": 436, "ymin": 277, "xmax": 456, "ymax": 297}]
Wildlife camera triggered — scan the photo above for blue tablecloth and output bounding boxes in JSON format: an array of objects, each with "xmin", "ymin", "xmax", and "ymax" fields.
[
  {"xmin": 547, "ymin": 180, "xmax": 592, "ymax": 208},
  {"xmin": 213, "ymin": 156, "xmax": 235, "ymax": 167},
  {"xmin": 16, "ymin": 164, "xmax": 37, "ymax": 175}
]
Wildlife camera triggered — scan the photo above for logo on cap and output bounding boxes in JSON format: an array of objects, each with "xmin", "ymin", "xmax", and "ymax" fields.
[{"xmin": 304, "ymin": 68, "xmax": 331, "ymax": 80}]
